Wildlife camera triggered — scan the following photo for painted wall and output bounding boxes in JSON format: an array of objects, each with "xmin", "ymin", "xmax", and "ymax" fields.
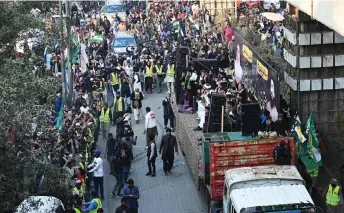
[{"xmin": 289, "ymin": 0, "xmax": 344, "ymax": 36}]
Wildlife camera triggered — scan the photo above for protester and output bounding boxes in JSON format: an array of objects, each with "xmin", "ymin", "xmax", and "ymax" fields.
[
  {"xmin": 87, "ymin": 150, "xmax": 104, "ymax": 200},
  {"xmin": 130, "ymin": 87, "xmax": 144, "ymax": 123},
  {"xmin": 144, "ymin": 107, "xmax": 157, "ymax": 147},
  {"xmin": 115, "ymin": 198, "xmax": 131, "ymax": 213},
  {"xmin": 121, "ymin": 179, "xmax": 140, "ymax": 213},
  {"xmin": 146, "ymin": 138, "xmax": 157, "ymax": 177},
  {"xmin": 162, "ymin": 93, "xmax": 175, "ymax": 131},
  {"xmin": 159, "ymin": 128, "xmax": 178, "ymax": 175}
]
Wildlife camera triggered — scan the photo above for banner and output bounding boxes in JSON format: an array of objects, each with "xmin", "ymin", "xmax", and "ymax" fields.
[{"xmin": 234, "ymin": 31, "xmax": 279, "ymax": 121}]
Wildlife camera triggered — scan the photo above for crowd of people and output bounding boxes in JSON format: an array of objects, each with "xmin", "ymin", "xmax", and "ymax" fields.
[
  {"xmin": 43, "ymin": 1, "xmax": 206, "ymax": 213},
  {"xmin": 38, "ymin": 0, "xmax": 295, "ymax": 212}
]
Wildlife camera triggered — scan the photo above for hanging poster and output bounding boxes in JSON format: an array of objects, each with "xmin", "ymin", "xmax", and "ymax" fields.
[{"xmin": 234, "ymin": 31, "xmax": 279, "ymax": 121}]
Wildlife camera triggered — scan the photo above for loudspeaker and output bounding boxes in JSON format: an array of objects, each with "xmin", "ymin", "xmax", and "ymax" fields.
[
  {"xmin": 206, "ymin": 94, "xmax": 226, "ymax": 133},
  {"xmin": 241, "ymin": 102, "xmax": 261, "ymax": 114},
  {"xmin": 178, "ymin": 46, "xmax": 189, "ymax": 55},
  {"xmin": 241, "ymin": 103, "xmax": 261, "ymax": 136}
]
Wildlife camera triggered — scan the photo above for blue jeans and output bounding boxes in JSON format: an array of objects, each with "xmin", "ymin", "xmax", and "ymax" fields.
[
  {"xmin": 112, "ymin": 173, "xmax": 123, "ymax": 196},
  {"xmin": 122, "ymin": 166, "xmax": 130, "ymax": 184}
]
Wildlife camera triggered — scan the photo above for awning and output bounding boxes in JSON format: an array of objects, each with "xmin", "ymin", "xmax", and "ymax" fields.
[{"xmin": 261, "ymin": 12, "xmax": 285, "ymax": 22}]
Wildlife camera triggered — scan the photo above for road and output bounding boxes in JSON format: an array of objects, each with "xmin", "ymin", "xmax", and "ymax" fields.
[{"xmin": 96, "ymin": 86, "xmax": 208, "ymax": 213}]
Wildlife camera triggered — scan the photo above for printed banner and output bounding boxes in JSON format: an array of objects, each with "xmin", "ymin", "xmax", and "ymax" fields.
[{"xmin": 234, "ymin": 30, "xmax": 279, "ymax": 121}]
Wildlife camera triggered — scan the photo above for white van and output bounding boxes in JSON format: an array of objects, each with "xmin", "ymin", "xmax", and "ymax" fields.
[
  {"xmin": 15, "ymin": 196, "xmax": 65, "ymax": 213},
  {"xmin": 263, "ymin": 0, "xmax": 281, "ymax": 10}
]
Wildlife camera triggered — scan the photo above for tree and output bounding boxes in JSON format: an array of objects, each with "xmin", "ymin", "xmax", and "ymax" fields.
[
  {"xmin": 0, "ymin": 59, "xmax": 71, "ymax": 212},
  {"xmin": 0, "ymin": 2, "xmax": 71, "ymax": 211}
]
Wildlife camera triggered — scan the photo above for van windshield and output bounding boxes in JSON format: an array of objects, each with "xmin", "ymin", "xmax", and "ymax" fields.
[
  {"xmin": 113, "ymin": 38, "xmax": 135, "ymax": 47},
  {"xmin": 247, "ymin": 208, "xmax": 315, "ymax": 213},
  {"xmin": 105, "ymin": 5, "xmax": 124, "ymax": 13}
]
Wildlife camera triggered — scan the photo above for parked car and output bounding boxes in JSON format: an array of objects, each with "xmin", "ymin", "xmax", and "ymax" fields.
[{"xmin": 15, "ymin": 196, "xmax": 65, "ymax": 213}]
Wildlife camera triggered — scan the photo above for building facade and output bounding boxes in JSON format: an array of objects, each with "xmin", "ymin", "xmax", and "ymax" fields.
[{"xmin": 283, "ymin": 4, "xmax": 344, "ymax": 146}]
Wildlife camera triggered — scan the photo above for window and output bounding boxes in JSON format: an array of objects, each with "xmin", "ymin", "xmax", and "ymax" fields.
[
  {"xmin": 113, "ymin": 38, "xmax": 135, "ymax": 47},
  {"xmin": 105, "ymin": 5, "xmax": 124, "ymax": 13},
  {"xmin": 231, "ymin": 204, "xmax": 237, "ymax": 213}
]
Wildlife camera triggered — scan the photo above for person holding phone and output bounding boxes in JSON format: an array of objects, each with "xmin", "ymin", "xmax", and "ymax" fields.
[{"xmin": 121, "ymin": 179, "xmax": 140, "ymax": 213}]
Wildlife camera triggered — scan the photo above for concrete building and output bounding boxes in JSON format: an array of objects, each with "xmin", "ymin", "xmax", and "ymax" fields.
[{"xmin": 282, "ymin": 3, "xmax": 344, "ymax": 146}]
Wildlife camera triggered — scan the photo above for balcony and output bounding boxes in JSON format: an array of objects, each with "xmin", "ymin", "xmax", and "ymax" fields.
[
  {"xmin": 284, "ymin": 71, "xmax": 344, "ymax": 91},
  {"xmin": 283, "ymin": 49, "xmax": 344, "ymax": 68},
  {"xmin": 283, "ymin": 28, "xmax": 344, "ymax": 46}
]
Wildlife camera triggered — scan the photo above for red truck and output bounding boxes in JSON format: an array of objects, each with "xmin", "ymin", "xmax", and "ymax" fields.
[{"xmin": 201, "ymin": 132, "xmax": 296, "ymax": 212}]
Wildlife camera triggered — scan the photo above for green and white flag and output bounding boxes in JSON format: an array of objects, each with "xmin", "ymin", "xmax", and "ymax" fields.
[
  {"xmin": 306, "ymin": 113, "xmax": 322, "ymax": 166},
  {"xmin": 291, "ymin": 115, "xmax": 307, "ymax": 143},
  {"xmin": 172, "ymin": 20, "xmax": 181, "ymax": 32},
  {"xmin": 91, "ymin": 33, "xmax": 104, "ymax": 44}
]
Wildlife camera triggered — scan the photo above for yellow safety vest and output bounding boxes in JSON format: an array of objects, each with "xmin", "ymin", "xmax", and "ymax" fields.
[
  {"xmin": 88, "ymin": 128, "xmax": 94, "ymax": 143},
  {"xmin": 227, "ymin": 68, "xmax": 234, "ymax": 75},
  {"xmin": 145, "ymin": 66, "xmax": 153, "ymax": 77},
  {"xmin": 74, "ymin": 208, "xmax": 81, "ymax": 213},
  {"xmin": 155, "ymin": 65, "xmax": 163, "ymax": 75},
  {"xmin": 100, "ymin": 108, "xmax": 110, "ymax": 123},
  {"xmin": 99, "ymin": 80, "xmax": 103, "ymax": 88},
  {"xmin": 111, "ymin": 73, "xmax": 119, "ymax": 85},
  {"xmin": 73, "ymin": 187, "xmax": 83, "ymax": 196},
  {"xmin": 90, "ymin": 198, "xmax": 103, "ymax": 213},
  {"xmin": 113, "ymin": 97, "xmax": 123, "ymax": 112},
  {"xmin": 326, "ymin": 185, "xmax": 340, "ymax": 206},
  {"xmin": 166, "ymin": 64, "xmax": 175, "ymax": 77},
  {"xmin": 79, "ymin": 162, "xmax": 85, "ymax": 170}
]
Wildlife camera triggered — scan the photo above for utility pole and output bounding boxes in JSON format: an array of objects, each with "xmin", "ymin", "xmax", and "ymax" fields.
[
  {"xmin": 59, "ymin": 0, "xmax": 66, "ymax": 102},
  {"xmin": 65, "ymin": 1, "xmax": 73, "ymax": 107}
]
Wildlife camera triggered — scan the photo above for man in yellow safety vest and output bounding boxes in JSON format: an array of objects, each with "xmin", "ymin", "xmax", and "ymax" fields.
[
  {"xmin": 154, "ymin": 60, "xmax": 165, "ymax": 93},
  {"xmin": 144, "ymin": 61, "xmax": 154, "ymax": 94},
  {"xmin": 72, "ymin": 180, "xmax": 84, "ymax": 200},
  {"xmin": 82, "ymin": 192, "xmax": 103, "ymax": 213},
  {"xmin": 325, "ymin": 178, "xmax": 343, "ymax": 213},
  {"xmin": 100, "ymin": 103, "xmax": 112, "ymax": 138},
  {"xmin": 110, "ymin": 71, "xmax": 120, "ymax": 95},
  {"xmin": 111, "ymin": 93, "xmax": 125, "ymax": 125},
  {"xmin": 165, "ymin": 60, "xmax": 175, "ymax": 93}
]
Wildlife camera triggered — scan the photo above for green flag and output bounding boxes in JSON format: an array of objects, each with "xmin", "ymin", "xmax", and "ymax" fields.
[
  {"xmin": 91, "ymin": 34, "xmax": 104, "ymax": 44},
  {"xmin": 56, "ymin": 101, "xmax": 64, "ymax": 131},
  {"xmin": 306, "ymin": 113, "xmax": 322, "ymax": 166},
  {"xmin": 172, "ymin": 20, "xmax": 181, "ymax": 32}
]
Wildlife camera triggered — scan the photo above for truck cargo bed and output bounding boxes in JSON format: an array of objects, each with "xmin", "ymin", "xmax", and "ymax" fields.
[
  {"xmin": 173, "ymin": 97, "xmax": 203, "ymax": 186},
  {"xmin": 203, "ymin": 132, "xmax": 295, "ymax": 201}
]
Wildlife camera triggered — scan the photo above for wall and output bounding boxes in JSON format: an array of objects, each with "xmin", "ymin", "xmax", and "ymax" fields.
[{"xmin": 288, "ymin": 0, "xmax": 344, "ymax": 36}]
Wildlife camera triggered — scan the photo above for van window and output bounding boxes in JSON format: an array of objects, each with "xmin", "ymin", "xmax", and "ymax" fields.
[
  {"xmin": 231, "ymin": 204, "xmax": 237, "ymax": 213},
  {"xmin": 56, "ymin": 205, "xmax": 65, "ymax": 213}
]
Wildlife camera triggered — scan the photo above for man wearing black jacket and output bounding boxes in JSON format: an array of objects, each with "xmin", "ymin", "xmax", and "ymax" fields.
[
  {"xmin": 105, "ymin": 133, "xmax": 117, "ymax": 175},
  {"xmin": 116, "ymin": 140, "xmax": 132, "ymax": 185},
  {"xmin": 159, "ymin": 128, "xmax": 178, "ymax": 175}
]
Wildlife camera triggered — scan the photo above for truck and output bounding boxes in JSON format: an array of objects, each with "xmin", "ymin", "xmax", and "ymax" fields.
[
  {"xmin": 202, "ymin": 132, "xmax": 300, "ymax": 212},
  {"xmin": 172, "ymin": 100, "xmax": 316, "ymax": 213},
  {"xmin": 221, "ymin": 165, "xmax": 316, "ymax": 213}
]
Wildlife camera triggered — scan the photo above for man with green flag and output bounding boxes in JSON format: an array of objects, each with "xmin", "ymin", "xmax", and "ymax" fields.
[
  {"xmin": 291, "ymin": 113, "xmax": 319, "ymax": 193},
  {"xmin": 304, "ymin": 113, "xmax": 322, "ymax": 193},
  {"xmin": 306, "ymin": 113, "xmax": 322, "ymax": 166}
]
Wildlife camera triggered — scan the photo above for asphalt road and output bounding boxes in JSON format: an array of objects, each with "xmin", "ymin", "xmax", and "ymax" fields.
[{"xmin": 96, "ymin": 85, "xmax": 208, "ymax": 213}]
